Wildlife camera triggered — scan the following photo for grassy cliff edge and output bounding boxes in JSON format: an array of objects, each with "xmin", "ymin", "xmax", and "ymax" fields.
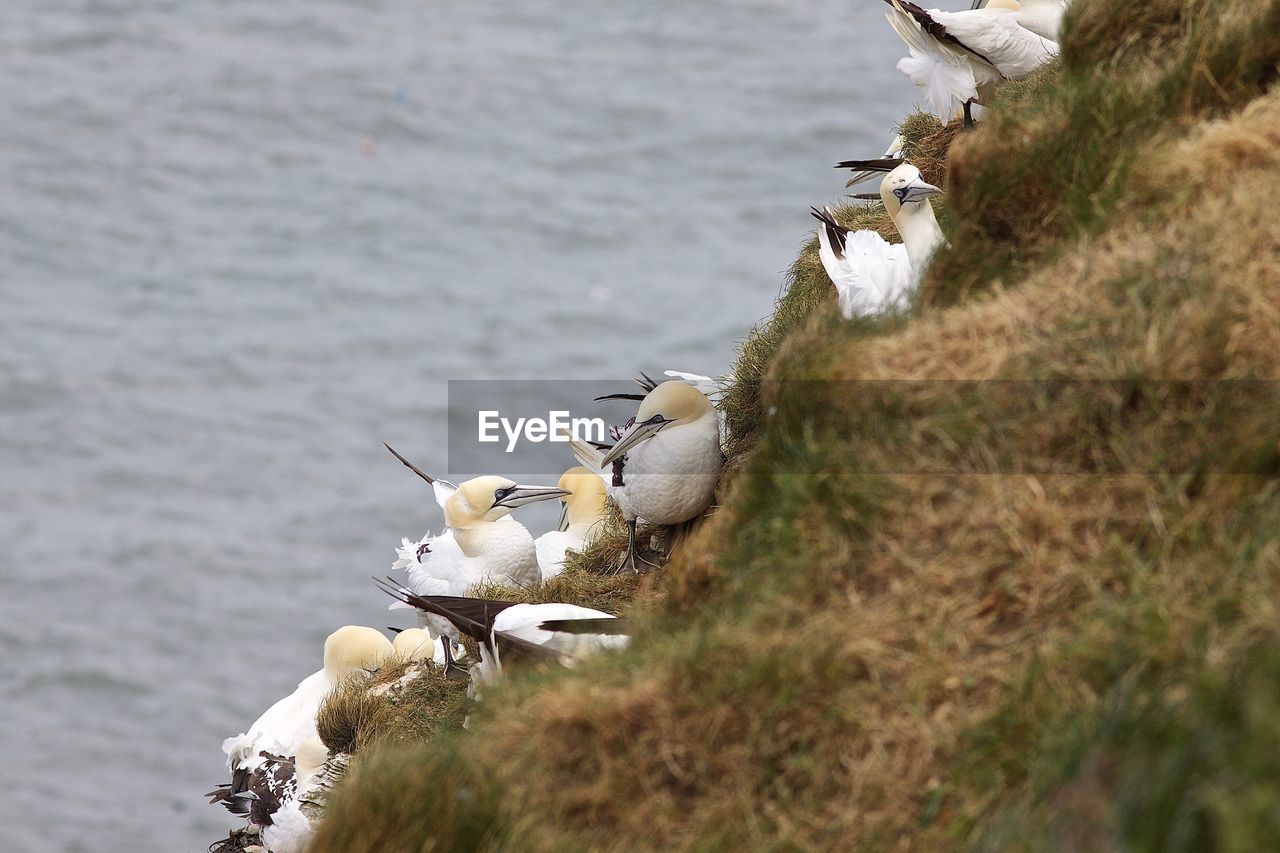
[{"xmin": 310, "ymin": 0, "xmax": 1280, "ymax": 849}]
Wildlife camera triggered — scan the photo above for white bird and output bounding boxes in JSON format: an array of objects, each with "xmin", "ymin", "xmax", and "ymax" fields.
[
  {"xmin": 573, "ymin": 380, "xmax": 723, "ymax": 573},
  {"xmin": 383, "ymin": 444, "xmax": 569, "ymax": 631},
  {"xmin": 213, "ymin": 627, "xmax": 391, "ymax": 814},
  {"xmin": 390, "ymin": 626, "xmax": 447, "ymax": 664},
  {"xmin": 376, "ymin": 583, "xmax": 629, "ymax": 689},
  {"xmin": 811, "ymin": 162, "xmax": 945, "ymax": 318},
  {"xmin": 535, "ymin": 466, "xmax": 609, "ymax": 579},
  {"xmin": 883, "ymin": 0, "xmax": 1058, "ymax": 125}
]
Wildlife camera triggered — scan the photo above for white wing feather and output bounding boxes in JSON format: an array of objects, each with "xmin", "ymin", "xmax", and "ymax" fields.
[
  {"xmin": 815, "ymin": 219, "xmax": 913, "ymax": 319},
  {"xmin": 662, "ymin": 370, "xmax": 718, "ymax": 396},
  {"xmin": 494, "ymin": 603, "xmax": 630, "ymax": 660},
  {"xmin": 885, "ymin": 3, "xmax": 1055, "ymax": 119},
  {"xmin": 931, "ymin": 8, "xmax": 1057, "ymax": 79},
  {"xmin": 429, "ymin": 479, "xmax": 457, "ymax": 510}
]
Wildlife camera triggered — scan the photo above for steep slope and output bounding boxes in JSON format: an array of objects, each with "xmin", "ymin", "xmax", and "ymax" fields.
[{"xmin": 309, "ymin": 0, "xmax": 1280, "ymax": 849}]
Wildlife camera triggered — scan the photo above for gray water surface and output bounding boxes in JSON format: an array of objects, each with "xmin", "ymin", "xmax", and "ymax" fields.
[{"xmin": 0, "ymin": 1, "xmax": 919, "ymax": 848}]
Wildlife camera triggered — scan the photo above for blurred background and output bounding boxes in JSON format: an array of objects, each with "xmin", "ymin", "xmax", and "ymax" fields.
[{"xmin": 0, "ymin": 1, "xmax": 917, "ymax": 848}]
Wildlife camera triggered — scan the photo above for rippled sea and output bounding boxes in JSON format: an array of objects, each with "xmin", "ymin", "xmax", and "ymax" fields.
[{"xmin": 0, "ymin": 2, "xmax": 918, "ymax": 848}]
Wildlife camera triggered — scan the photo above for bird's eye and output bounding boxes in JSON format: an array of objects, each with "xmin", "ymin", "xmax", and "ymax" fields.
[
  {"xmin": 495, "ymin": 487, "xmax": 511, "ymax": 501},
  {"xmin": 894, "ymin": 187, "xmax": 907, "ymax": 200},
  {"xmin": 648, "ymin": 414, "xmax": 666, "ymax": 425}
]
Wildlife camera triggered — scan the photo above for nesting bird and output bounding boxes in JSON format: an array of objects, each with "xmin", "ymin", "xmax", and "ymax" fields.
[
  {"xmin": 883, "ymin": 0, "xmax": 1058, "ymax": 125},
  {"xmin": 534, "ymin": 466, "xmax": 608, "ymax": 579},
  {"xmin": 812, "ymin": 162, "xmax": 945, "ymax": 318},
  {"xmin": 384, "ymin": 444, "xmax": 569, "ymax": 615},
  {"xmin": 213, "ymin": 626, "xmax": 391, "ymax": 818},
  {"xmin": 390, "ymin": 626, "xmax": 446, "ymax": 663},
  {"xmin": 573, "ymin": 380, "xmax": 723, "ymax": 572},
  {"xmin": 377, "ymin": 581, "xmax": 629, "ymax": 689},
  {"xmin": 215, "ymin": 736, "xmax": 329, "ymax": 853}
]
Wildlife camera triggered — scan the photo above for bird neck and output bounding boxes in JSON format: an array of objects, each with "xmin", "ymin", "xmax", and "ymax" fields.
[
  {"xmin": 896, "ymin": 202, "xmax": 945, "ymax": 269},
  {"xmin": 442, "ymin": 496, "xmax": 475, "ymax": 531},
  {"xmin": 565, "ymin": 498, "xmax": 605, "ymax": 534},
  {"xmin": 454, "ymin": 519, "xmax": 526, "ymax": 557}
]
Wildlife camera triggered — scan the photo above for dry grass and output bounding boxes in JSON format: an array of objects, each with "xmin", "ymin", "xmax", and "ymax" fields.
[
  {"xmin": 929, "ymin": 0, "xmax": 1280, "ymax": 305},
  {"xmin": 308, "ymin": 1, "xmax": 1280, "ymax": 849},
  {"xmin": 316, "ymin": 657, "xmax": 470, "ymax": 755}
]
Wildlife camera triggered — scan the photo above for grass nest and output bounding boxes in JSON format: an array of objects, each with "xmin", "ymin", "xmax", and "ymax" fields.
[{"xmin": 316, "ymin": 657, "xmax": 470, "ymax": 755}]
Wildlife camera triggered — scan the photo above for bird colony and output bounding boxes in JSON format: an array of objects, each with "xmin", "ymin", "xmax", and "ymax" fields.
[{"xmin": 208, "ymin": 1, "xmax": 1065, "ymax": 848}]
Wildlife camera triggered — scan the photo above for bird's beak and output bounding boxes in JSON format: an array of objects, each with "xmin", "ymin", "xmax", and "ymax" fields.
[
  {"xmin": 493, "ymin": 485, "xmax": 572, "ymax": 509},
  {"xmin": 901, "ymin": 178, "xmax": 943, "ymax": 204},
  {"xmin": 600, "ymin": 418, "xmax": 667, "ymax": 467}
]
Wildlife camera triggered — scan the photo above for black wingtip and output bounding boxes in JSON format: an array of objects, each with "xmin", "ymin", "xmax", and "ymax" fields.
[
  {"xmin": 537, "ymin": 617, "xmax": 630, "ymax": 635},
  {"xmin": 810, "ymin": 206, "xmax": 841, "ymax": 229},
  {"xmin": 834, "ymin": 157, "xmax": 905, "ymax": 172},
  {"xmin": 383, "ymin": 443, "xmax": 437, "ymax": 485},
  {"xmin": 593, "ymin": 393, "xmax": 647, "ymax": 402},
  {"xmin": 373, "ymin": 575, "xmax": 408, "ymax": 603}
]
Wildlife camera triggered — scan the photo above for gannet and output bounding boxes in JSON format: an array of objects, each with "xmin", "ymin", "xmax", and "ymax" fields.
[
  {"xmin": 209, "ymin": 749, "xmax": 350, "ymax": 853},
  {"xmin": 390, "ymin": 626, "xmax": 446, "ymax": 664},
  {"xmin": 811, "ymin": 162, "xmax": 945, "ymax": 318},
  {"xmin": 883, "ymin": 0, "xmax": 1058, "ymax": 125},
  {"xmin": 376, "ymin": 581, "xmax": 629, "ymax": 687},
  {"xmin": 534, "ymin": 466, "xmax": 608, "ymax": 579},
  {"xmin": 209, "ymin": 736, "xmax": 328, "ymax": 853},
  {"xmin": 574, "ymin": 380, "xmax": 723, "ymax": 573},
  {"xmin": 383, "ymin": 445, "xmax": 569, "ymax": 627},
  {"xmin": 213, "ymin": 627, "xmax": 391, "ymax": 814}
]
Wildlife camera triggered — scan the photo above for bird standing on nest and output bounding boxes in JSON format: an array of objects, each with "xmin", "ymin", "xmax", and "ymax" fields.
[
  {"xmin": 812, "ymin": 161, "xmax": 945, "ymax": 318},
  {"xmin": 573, "ymin": 380, "xmax": 723, "ymax": 573}
]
